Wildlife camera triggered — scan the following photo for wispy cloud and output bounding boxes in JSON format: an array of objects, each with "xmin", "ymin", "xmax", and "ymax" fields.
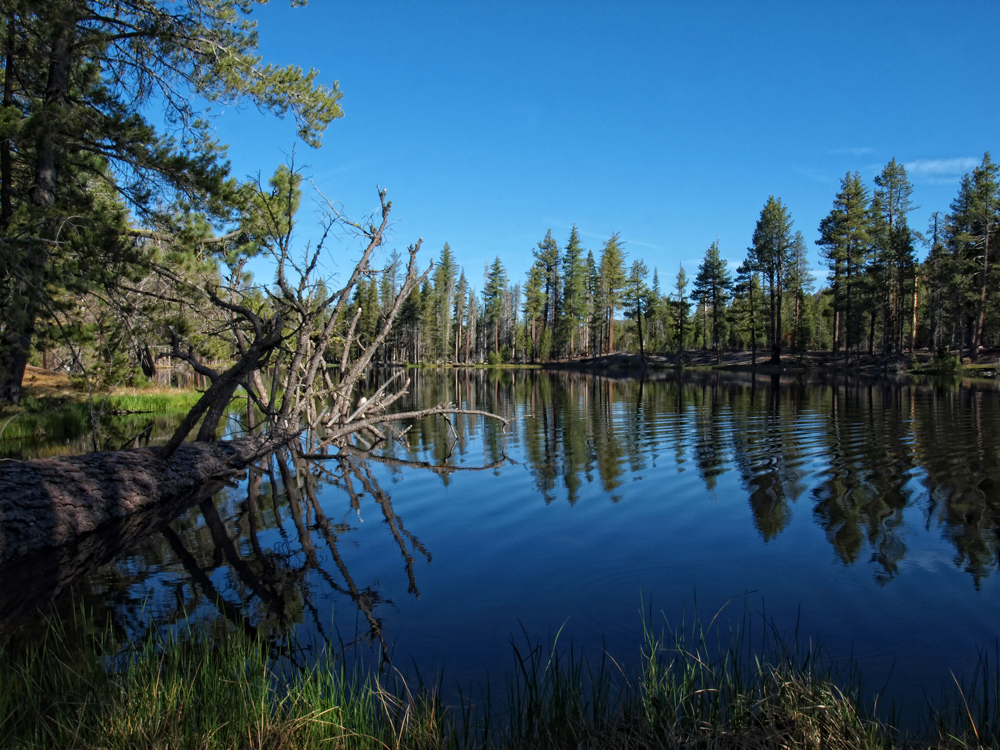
[{"xmin": 905, "ymin": 157, "xmax": 978, "ymax": 181}]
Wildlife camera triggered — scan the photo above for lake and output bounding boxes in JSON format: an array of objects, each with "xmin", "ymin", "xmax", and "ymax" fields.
[{"xmin": 3, "ymin": 367, "xmax": 1000, "ymax": 726}]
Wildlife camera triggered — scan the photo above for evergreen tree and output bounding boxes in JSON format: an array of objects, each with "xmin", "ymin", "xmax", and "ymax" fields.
[
  {"xmin": 923, "ymin": 211, "xmax": 949, "ymax": 351},
  {"xmin": 597, "ymin": 233, "xmax": 627, "ymax": 352},
  {"xmin": 453, "ymin": 271, "xmax": 468, "ymax": 362},
  {"xmin": 398, "ymin": 279, "xmax": 423, "ymax": 363},
  {"xmin": 965, "ymin": 154, "xmax": 999, "ymax": 359},
  {"xmin": 674, "ymin": 264, "xmax": 690, "ymax": 353},
  {"xmin": 691, "ymin": 240, "xmax": 732, "ymax": 359},
  {"xmin": 0, "ymin": 0, "xmax": 342, "ymax": 403},
  {"xmin": 523, "ymin": 262, "xmax": 546, "ymax": 361},
  {"xmin": 648, "ymin": 267, "xmax": 665, "ymax": 350},
  {"xmin": 354, "ymin": 277, "xmax": 380, "ymax": 358},
  {"xmin": 817, "ymin": 173, "xmax": 871, "ymax": 359},
  {"xmin": 419, "ymin": 277, "xmax": 435, "ymax": 362},
  {"xmin": 784, "ymin": 230, "xmax": 815, "ymax": 351},
  {"xmin": 750, "ymin": 196, "xmax": 794, "ymax": 363},
  {"xmin": 871, "ymin": 158, "xmax": 918, "ymax": 353},
  {"xmin": 483, "ymin": 257, "xmax": 507, "ymax": 355},
  {"xmin": 507, "ymin": 281, "xmax": 521, "ymax": 361},
  {"xmin": 585, "ymin": 250, "xmax": 600, "ymax": 354},
  {"xmin": 623, "ymin": 259, "xmax": 652, "ymax": 358},
  {"xmin": 733, "ymin": 259, "xmax": 763, "ymax": 363},
  {"xmin": 465, "ymin": 288, "xmax": 479, "ymax": 362},
  {"xmin": 432, "ymin": 243, "xmax": 457, "ymax": 360},
  {"xmin": 558, "ymin": 225, "xmax": 587, "ymax": 356},
  {"xmin": 533, "ymin": 229, "xmax": 561, "ymax": 335}
]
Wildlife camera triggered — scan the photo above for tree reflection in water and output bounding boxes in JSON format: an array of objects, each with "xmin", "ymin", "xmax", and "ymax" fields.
[
  {"xmin": 5, "ymin": 369, "xmax": 1000, "ymax": 676},
  {"xmin": 153, "ymin": 432, "xmax": 509, "ymax": 670}
]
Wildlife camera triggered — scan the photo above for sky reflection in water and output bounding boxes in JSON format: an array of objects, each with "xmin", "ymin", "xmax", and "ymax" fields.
[{"xmin": 6, "ymin": 368, "xmax": 1000, "ymax": 723}]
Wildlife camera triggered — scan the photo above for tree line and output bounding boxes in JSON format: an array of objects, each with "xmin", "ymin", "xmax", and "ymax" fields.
[{"xmin": 336, "ymin": 153, "xmax": 1000, "ymax": 367}]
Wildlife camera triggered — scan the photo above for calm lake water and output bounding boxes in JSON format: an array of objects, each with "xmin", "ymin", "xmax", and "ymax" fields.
[{"xmin": 4, "ymin": 368, "xmax": 1000, "ymax": 723}]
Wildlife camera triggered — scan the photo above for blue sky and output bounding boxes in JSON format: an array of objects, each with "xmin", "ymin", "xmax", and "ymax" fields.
[{"xmin": 214, "ymin": 0, "xmax": 999, "ymax": 295}]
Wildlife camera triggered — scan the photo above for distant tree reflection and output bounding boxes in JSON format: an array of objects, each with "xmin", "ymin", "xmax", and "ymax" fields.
[{"xmin": 7, "ymin": 368, "xmax": 1000, "ymax": 652}]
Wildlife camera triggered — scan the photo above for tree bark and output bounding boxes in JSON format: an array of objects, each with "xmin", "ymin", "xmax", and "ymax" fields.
[
  {"xmin": 0, "ymin": 434, "xmax": 290, "ymax": 567},
  {"xmin": 0, "ymin": 9, "xmax": 76, "ymax": 405}
]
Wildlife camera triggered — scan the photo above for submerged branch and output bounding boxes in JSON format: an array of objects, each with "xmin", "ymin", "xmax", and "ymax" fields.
[
  {"xmin": 316, "ymin": 405, "xmax": 511, "ymax": 450},
  {"xmin": 316, "ymin": 444, "xmax": 511, "ymax": 474}
]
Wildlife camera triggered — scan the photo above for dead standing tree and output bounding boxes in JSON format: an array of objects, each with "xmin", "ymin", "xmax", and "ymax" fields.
[{"xmin": 181, "ymin": 168, "xmax": 509, "ymax": 454}]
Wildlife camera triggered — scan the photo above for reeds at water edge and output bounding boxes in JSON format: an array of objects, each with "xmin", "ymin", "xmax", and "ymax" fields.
[{"xmin": 2, "ymin": 601, "xmax": 998, "ymax": 749}]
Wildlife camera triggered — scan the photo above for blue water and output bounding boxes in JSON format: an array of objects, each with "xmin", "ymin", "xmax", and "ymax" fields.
[{"xmin": 8, "ymin": 368, "xmax": 1000, "ymax": 725}]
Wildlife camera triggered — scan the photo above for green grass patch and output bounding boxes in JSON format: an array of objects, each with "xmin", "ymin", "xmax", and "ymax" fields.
[
  {"xmin": 0, "ymin": 391, "xmax": 210, "ymax": 458},
  {"xmin": 0, "ymin": 613, "xmax": 400, "ymax": 749},
  {"xmin": 102, "ymin": 390, "xmax": 202, "ymax": 413},
  {"xmin": 0, "ymin": 393, "xmax": 198, "ymax": 443}
]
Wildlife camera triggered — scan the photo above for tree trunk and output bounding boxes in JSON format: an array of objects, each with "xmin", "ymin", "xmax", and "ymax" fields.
[
  {"xmin": 0, "ymin": 14, "xmax": 14, "ymax": 230},
  {"xmin": 0, "ymin": 10, "xmax": 76, "ymax": 405},
  {"xmin": 833, "ymin": 309, "xmax": 840, "ymax": 354},
  {"xmin": 637, "ymin": 310, "xmax": 645, "ymax": 360},
  {"xmin": 973, "ymin": 229, "xmax": 989, "ymax": 362},
  {"xmin": 0, "ymin": 435, "xmax": 290, "ymax": 568}
]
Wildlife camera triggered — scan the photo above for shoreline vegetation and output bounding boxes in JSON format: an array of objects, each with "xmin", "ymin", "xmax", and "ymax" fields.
[
  {"xmin": 5, "ymin": 345, "xmax": 994, "ymax": 447},
  {"xmin": 0, "ymin": 366, "xmax": 201, "ymax": 454},
  {"xmin": 0, "ymin": 607, "xmax": 994, "ymax": 750}
]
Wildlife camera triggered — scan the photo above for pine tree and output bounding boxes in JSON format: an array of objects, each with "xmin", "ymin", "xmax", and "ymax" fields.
[
  {"xmin": 692, "ymin": 240, "xmax": 732, "ymax": 360},
  {"xmin": 923, "ymin": 211, "xmax": 949, "ymax": 351},
  {"xmin": 0, "ymin": 1, "xmax": 342, "ymax": 403},
  {"xmin": 674, "ymin": 264, "xmax": 690, "ymax": 353},
  {"xmin": 453, "ymin": 271, "xmax": 468, "ymax": 362},
  {"xmin": 871, "ymin": 158, "xmax": 918, "ymax": 353},
  {"xmin": 432, "ymin": 243, "xmax": 457, "ymax": 361},
  {"xmin": 598, "ymin": 233, "xmax": 627, "ymax": 352},
  {"xmin": 750, "ymin": 196, "xmax": 794, "ymax": 363},
  {"xmin": 648, "ymin": 267, "xmax": 664, "ymax": 350},
  {"xmin": 623, "ymin": 259, "xmax": 651, "ymax": 358},
  {"xmin": 558, "ymin": 225, "xmax": 587, "ymax": 356},
  {"xmin": 419, "ymin": 277, "xmax": 435, "ymax": 362},
  {"xmin": 784, "ymin": 231, "xmax": 815, "ymax": 351},
  {"xmin": 483, "ymin": 257, "xmax": 507, "ymax": 355},
  {"xmin": 523, "ymin": 262, "xmax": 546, "ymax": 361},
  {"xmin": 466, "ymin": 288, "xmax": 479, "ymax": 362},
  {"xmin": 398, "ymin": 281, "xmax": 423, "ymax": 363},
  {"xmin": 967, "ymin": 154, "xmax": 999, "ymax": 359},
  {"xmin": 533, "ymin": 229, "xmax": 561, "ymax": 335},
  {"xmin": 585, "ymin": 250, "xmax": 600, "ymax": 354},
  {"xmin": 733, "ymin": 259, "xmax": 763, "ymax": 364},
  {"xmin": 817, "ymin": 173, "xmax": 871, "ymax": 359},
  {"xmin": 379, "ymin": 250, "xmax": 401, "ymax": 360}
]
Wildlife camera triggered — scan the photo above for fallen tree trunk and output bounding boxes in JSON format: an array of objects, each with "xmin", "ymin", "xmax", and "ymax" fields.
[
  {"xmin": 0, "ymin": 474, "xmax": 230, "ymax": 632},
  {"xmin": 0, "ymin": 433, "xmax": 292, "ymax": 568}
]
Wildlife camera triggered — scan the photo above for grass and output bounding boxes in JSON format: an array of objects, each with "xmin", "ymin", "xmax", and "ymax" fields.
[
  {"xmin": 0, "ymin": 390, "xmax": 207, "ymax": 459},
  {"xmin": 0, "ymin": 613, "xmax": 395, "ymax": 749},
  {"xmin": 0, "ymin": 392, "xmax": 200, "ymax": 443},
  {"xmin": 2, "ymin": 605, "xmax": 997, "ymax": 750}
]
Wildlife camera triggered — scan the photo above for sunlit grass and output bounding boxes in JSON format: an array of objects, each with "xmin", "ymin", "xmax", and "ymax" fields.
[{"xmin": 0, "ymin": 392, "xmax": 202, "ymax": 448}]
